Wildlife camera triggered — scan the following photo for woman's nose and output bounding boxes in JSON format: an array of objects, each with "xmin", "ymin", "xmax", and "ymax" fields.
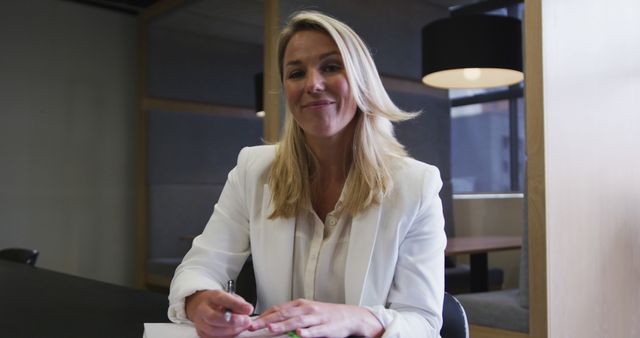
[{"xmin": 305, "ymin": 70, "xmax": 325, "ymax": 93}]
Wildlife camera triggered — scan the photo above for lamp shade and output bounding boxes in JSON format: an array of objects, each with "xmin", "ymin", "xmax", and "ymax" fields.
[{"xmin": 422, "ymin": 15, "xmax": 523, "ymax": 89}]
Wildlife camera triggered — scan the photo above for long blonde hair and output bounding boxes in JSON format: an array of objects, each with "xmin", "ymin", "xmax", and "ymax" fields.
[{"xmin": 268, "ymin": 11, "xmax": 419, "ymax": 219}]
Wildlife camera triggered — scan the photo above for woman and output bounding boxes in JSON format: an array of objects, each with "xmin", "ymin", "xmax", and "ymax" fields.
[{"xmin": 168, "ymin": 10, "xmax": 446, "ymax": 338}]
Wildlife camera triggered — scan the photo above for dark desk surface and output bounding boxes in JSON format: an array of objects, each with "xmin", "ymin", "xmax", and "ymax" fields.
[
  {"xmin": 445, "ymin": 235, "xmax": 522, "ymax": 256},
  {"xmin": 0, "ymin": 260, "xmax": 168, "ymax": 338}
]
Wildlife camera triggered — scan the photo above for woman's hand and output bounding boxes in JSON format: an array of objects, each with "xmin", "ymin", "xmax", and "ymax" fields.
[
  {"xmin": 185, "ymin": 289, "xmax": 254, "ymax": 338},
  {"xmin": 249, "ymin": 299, "xmax": 384, "ymax": 338}
]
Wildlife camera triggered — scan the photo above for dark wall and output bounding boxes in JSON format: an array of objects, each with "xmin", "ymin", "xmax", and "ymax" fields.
[
  {"xmin": 147, "ymin": 111, "xmax": 262, "ymax": 260},
  {"xmin": 146, "ymin": 24, "xmax": 264, "ymax": 272},
  {"xmin": 148, "ymin": 25, "xmax": 263, "ymax": 106}
]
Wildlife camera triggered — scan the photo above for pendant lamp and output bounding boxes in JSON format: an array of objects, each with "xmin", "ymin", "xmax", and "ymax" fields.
[{"xmin": 421, "ymin": 15, "xmax": 523, "ymax": 89}]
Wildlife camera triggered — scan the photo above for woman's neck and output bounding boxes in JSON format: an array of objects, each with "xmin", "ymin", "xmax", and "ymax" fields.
[
  {"xmin": 305, "ymin": 120, "xmax": 356, "ymax": 221},
  {"xmin": 305, "ymin": 122, "xmax": 355, "ymax": 181}
]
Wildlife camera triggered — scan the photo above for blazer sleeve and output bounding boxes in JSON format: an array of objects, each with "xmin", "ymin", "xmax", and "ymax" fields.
[
  {"xmin": 366, "ymin": 165, "xmax": 446, "ymax": 338},
  {"xmin": 167, "ymin": 148, "xmax": 253, "ymax": 323}
]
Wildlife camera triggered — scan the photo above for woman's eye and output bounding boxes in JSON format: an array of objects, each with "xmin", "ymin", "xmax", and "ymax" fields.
[
  {"xmin": 287, "ymin": 70, "xmax": 304, "ymax": 79},
  {"xmin": 323, "ymin": 64, "xmax": 341, "ymax": 73}
]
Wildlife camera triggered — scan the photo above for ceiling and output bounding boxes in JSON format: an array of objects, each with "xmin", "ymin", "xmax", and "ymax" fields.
[
  {"xmin": 151, "ymin": 0, "xmax": 266, "ymax": 44},
  {"xmin": 74, "ymin": 0, "xmax": 484, "ymax": 44},
  {"xmin": 150, "ymin": 0, "xmax": 483, "ymax": 45},
  {"xmin": 86, "ymin": 0, "xmax": 482, "ymax": 12}
]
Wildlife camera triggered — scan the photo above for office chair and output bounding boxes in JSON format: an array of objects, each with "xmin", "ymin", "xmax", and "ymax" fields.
[
  {"xmin": 440, "ymin": 292, "xmax": 469, "ymax": 338},
  {"xmin": 0, "ymin": 248, "xmax": 39, "ymax": 266}
]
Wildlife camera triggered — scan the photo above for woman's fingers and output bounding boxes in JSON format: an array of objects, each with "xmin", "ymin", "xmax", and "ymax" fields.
[
  {"xmin": 250, "ymin": 299, "xmax": 311, "ymax": 330},
  {"xmin": 196, "ymin": 312, "xmax": 252, "ymax": 338},
  {"xmin": 199, "ymin": 306, "xmax": 251, "ymax": 327},
  {"xmin": 186, "ymin": 289, "xmax": 253, "ymax": 337},
  {"xmin": 256, "ymin": 300, "xmax": 300, "ymax": 319},
  {"xmin": 248, "ymin": 311, "xmax": 281, "ymax": 330},
  {"xmin": 298, "ymin": 320, "xmax": 358, "ymax": 338},
  {"xmin": 206, "ymin": 291, "xmax": 254, "ymax": 316},
  {"xmin": 250, "ymin": 299, "xmax": 327, "ymax": 333},
  {"xmin": 252, "ymin": 301, "xmax": 383, "ymax": 337},
  {"xmin": 267, "ymin": 313, "xmax": 322, "ymax": 334}
]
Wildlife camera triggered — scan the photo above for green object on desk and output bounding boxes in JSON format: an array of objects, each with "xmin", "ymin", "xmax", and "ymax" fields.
[{"xmin": 286, "ymin": 331, "xmax": 301, "ymax": 338}]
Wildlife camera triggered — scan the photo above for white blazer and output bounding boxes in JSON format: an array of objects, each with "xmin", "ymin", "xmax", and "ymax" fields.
[{"xmin": 168, "ymin": 145, "xmax": 446, "ymax": 338}]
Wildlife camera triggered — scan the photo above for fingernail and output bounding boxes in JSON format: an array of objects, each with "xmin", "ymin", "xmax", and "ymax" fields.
[{"xmin": 269, "ymin": 324, "xmax": 281, "ymax": 332}]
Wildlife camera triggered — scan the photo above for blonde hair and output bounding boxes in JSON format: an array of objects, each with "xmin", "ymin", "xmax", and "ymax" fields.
[{"xmin": 268, "ymin": 10, "xmax": 419, "ymax": 219}]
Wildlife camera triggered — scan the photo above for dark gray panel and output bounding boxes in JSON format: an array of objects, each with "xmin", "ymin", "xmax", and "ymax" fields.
[
  {"xmin": 147, "ymin": 110, "xmax": 263, "ymax": 184},
  {"xmin": 148, "ymin": 27, "xmax": 263, "ymax": 107},
  {"xmin": 390, "ymin": 90, "xmax": 451, "ymax": 180},
  {"xmin": 148, "ymin": 183, "xmax": 224, "ymax": 258}
]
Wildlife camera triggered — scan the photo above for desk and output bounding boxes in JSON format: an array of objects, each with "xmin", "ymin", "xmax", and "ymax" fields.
[
  {"xmin": 445, "ymin": 236, "xmax": 521, "ymax": 292},
  {"xmin": 0, "ymin": 260, "xmax": 168, "ymax": 338}
]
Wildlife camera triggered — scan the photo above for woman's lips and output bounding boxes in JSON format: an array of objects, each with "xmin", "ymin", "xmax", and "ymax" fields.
[{"xmin": 302, "ymin": 100, "xmax": 334, "ymax": 108}]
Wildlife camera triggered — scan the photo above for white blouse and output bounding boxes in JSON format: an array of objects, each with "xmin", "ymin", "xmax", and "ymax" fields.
[{"xmin": 292, "ymin": 200, "xmax": 352, "ymax": 304}]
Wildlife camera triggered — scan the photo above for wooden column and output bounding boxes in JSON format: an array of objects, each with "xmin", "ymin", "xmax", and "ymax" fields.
[
  {"xmin": 524, "ymin": 0, "xmax": 548, "ymax": 337},
  {"xmin": 263, "ymin": 0, "xmax": 281, "ymax": 143}
]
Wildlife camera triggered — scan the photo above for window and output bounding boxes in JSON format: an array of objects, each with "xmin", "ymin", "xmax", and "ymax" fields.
[
  {"xmin": 450, "ymin": 2, "xmax": 525, "ymax": 194},
  {"xmin": 451, "ymin": 87, "xmax": 525, "ymax": 193}
]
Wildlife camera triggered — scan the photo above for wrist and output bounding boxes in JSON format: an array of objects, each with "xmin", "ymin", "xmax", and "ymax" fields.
[
  {"xmin": 352, "ymin": 305, "xmax": 384, "ymax": 338},
  {"xmin": 185, "ymin": 290, "xmax": 207, "ymax": 321}
]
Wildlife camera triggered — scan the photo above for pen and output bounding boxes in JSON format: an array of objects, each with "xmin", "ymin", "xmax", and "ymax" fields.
[
  {"xmin": 224, "ymin": 280, "xmax": 235, "ymax": 322},
  {"xmin": 286, "ymin": 331, "xmax": 301, "ymax": 338}
]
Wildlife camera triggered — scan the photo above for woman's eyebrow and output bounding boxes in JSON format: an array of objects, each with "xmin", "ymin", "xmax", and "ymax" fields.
[
  {"xmin": 285, "ymin": 51, "xmax": 340, "ymax": 68},
  {"xmin": 285, "ymin": 59, "xmax": 303, "ymax": 67},
  {"xmin": 318, "ymin": 51, "xmax": 340, "ymax": 60}
]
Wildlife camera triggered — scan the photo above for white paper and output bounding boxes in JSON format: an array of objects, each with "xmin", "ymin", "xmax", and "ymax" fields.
[
  {"xmin": 143, "ymin": 323, "xmax": 293, "ymax": 338},
  {"xmin": 143, "ymin": 323, "xmax": 197, "ymax": 338}
]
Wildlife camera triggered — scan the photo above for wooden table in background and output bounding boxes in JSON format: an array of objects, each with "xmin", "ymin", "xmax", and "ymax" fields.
[{"xmin": 445, "ymin": 236, "xmax": 522, "ymax": 292}]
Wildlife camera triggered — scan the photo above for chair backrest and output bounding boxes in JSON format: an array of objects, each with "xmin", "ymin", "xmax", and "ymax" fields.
[
  {"xmin": 440, "ymin": 182, "xmax": 458, "ymax": 268},
  {"xmin": 0, "ymin": 248, "xmax": 39, "ymax": 266},
  {"xmin": 518, "ymin": 172, "xmax": 529, "ymax": 309},
  {"xmin": 440, "ymin": 292, "xmax": 469, "ymax": 338}
]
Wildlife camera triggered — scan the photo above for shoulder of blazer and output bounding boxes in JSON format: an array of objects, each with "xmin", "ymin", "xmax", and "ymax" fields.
[
  {"xmin": 237, "ymin": 145, "xmax": 277, "ymax": 172},
  {"xmin": 385, "ymin": 157, "xmax": 443, "ymax": 208},
  {"xmin": 393, "ymin": 157, "xmax": 442, "ymax": 187},
  {"xmin": 229, "ymin": 145, "xmax": 276, "ymax": 216}
]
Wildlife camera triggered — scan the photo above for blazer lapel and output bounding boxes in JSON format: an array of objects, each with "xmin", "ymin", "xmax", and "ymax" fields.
[
  {"xmin": 254, "ymin": 184, "xmax": 295, "ymax": 309},
  {"xmin": 344, "ymin": 200, "xmax": 382, "ymax": 305}
]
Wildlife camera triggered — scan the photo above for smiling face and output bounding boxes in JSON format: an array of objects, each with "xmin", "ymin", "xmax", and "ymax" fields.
[{"xmin": 282, "ymin": 30, "xmax": 358, "ymax": 142}]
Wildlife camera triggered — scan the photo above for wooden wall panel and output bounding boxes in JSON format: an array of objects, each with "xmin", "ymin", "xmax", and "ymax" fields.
[{"xmin": 540, "ymin": 0, "xmax": 640, "ymax": 337}]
